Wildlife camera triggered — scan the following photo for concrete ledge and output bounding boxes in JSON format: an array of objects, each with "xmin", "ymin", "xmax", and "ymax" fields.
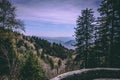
[{"xmin": 50, "ymin": 68, "xmax": 120, "ymax": 80}]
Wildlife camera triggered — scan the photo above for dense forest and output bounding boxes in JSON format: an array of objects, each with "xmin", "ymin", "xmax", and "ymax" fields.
[
  {"xmin": 75, "ymin": 0, "xmax": 120, "ymax": 68},
  {"xmin": 0, "ymin": 0, "xmax": 120, "ymax": 80},
  {"xmin": 0, "ymin": 26, "xmax": 75, "ymax": 79}
]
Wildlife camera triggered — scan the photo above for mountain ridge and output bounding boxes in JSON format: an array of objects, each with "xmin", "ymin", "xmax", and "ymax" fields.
[{"xmin": 40, "ymin": 37, "xmax": 76, "ymax": 49}]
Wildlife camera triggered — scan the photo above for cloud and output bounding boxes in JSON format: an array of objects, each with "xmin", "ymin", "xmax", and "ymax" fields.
[{"xmin": 13, "ymin": 0, "xmax": 100, "ymax": 25}]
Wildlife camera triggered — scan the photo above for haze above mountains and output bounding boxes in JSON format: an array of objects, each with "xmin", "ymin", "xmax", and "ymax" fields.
[{"xmin": 40, "ymin": 37, "xmax": 76, "ymax": 49}]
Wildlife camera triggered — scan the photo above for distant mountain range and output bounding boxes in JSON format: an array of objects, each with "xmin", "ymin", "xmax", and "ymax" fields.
[
  {"xmin": 40, "ymin": 37, "xmax": 76, "ymax": 49},
  {"xmin": 63, "ymin": 40, "xmax": 76, "ymax": 49}
]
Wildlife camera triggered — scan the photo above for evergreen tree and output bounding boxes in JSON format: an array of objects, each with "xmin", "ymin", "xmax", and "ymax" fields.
[
  {"xmin": 49, "ymin": 57, "xmax": 54, "ymax": 70},
  {"xmin": 75, "ymin": 8, "xmax": 95, "ymax": 68},
  {"xmin": 92, "ymin": 17, "xmax": 109, "ymax": 67},
  {"xmin": 98, "ymin": 0, "xmax": 120, "ymax": 67},
  {"xmin": 111, "ymin": 0, "xmax": 120, "ymax": 67},
  {"xmin": 20, "ymin": 52, "xmax": 46, "ymax": 80},
  {"xmin": 0, "ymin": 35, "xmax": 21, "ymax": 80},
  {"xmin": 0, "ymin": 39, "xmax": 13, "ymax": 79}
]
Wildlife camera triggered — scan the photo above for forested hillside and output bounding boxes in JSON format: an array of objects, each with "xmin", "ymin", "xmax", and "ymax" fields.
[
  {"xmin": 0, "ymin": 27, "xmax": 75, "ymax": 79},
  {"xmin": 0, "ymin": 0, "xmax": 120, "ymax": 80},
  {"xmin": 0, "ymin": 0, "xmax": 74, "ymax": 79}
]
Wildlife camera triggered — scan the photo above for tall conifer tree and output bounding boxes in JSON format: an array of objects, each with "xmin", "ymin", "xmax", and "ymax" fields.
[
  {"xmin": 75, "ymin": 8, "xmax": 95, "ymax": 68},
  {"xmin": 98, "ymin": 0, "xmax": 120, "ymax": 67}
]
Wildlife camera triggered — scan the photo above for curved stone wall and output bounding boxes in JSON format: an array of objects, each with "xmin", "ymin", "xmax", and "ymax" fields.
[{"xmin": 50, "ymin": 68, "xmax": 120, "ymax": 80}]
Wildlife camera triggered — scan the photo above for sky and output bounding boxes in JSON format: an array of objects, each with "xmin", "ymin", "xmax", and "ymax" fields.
[{"xmin": 11, "ymin": 0, "xmax": 101, "ymax": 37}]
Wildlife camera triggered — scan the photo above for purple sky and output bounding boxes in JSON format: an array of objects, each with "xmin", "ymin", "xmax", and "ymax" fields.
[{"xmin": 12, "ymin": 0, "xmax": 100, "ymax": 37}]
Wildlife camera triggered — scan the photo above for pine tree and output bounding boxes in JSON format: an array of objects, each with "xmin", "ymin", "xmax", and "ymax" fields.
[
  {"xmin": 20, "ymin": 52, "xmax": 46, "ymax": 80},
  {"xmin": 75, "ymin": 8, "xmax": 95, "ymax": 68},
  {"xmin": 98, "ymin": 0, "xmax": 120, "ymax": 67}
]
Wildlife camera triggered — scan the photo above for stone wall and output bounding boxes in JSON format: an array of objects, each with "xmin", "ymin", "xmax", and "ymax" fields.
[{"xmin": 50, "ymin": 68, "xmax": 120, "ymax": 80}]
